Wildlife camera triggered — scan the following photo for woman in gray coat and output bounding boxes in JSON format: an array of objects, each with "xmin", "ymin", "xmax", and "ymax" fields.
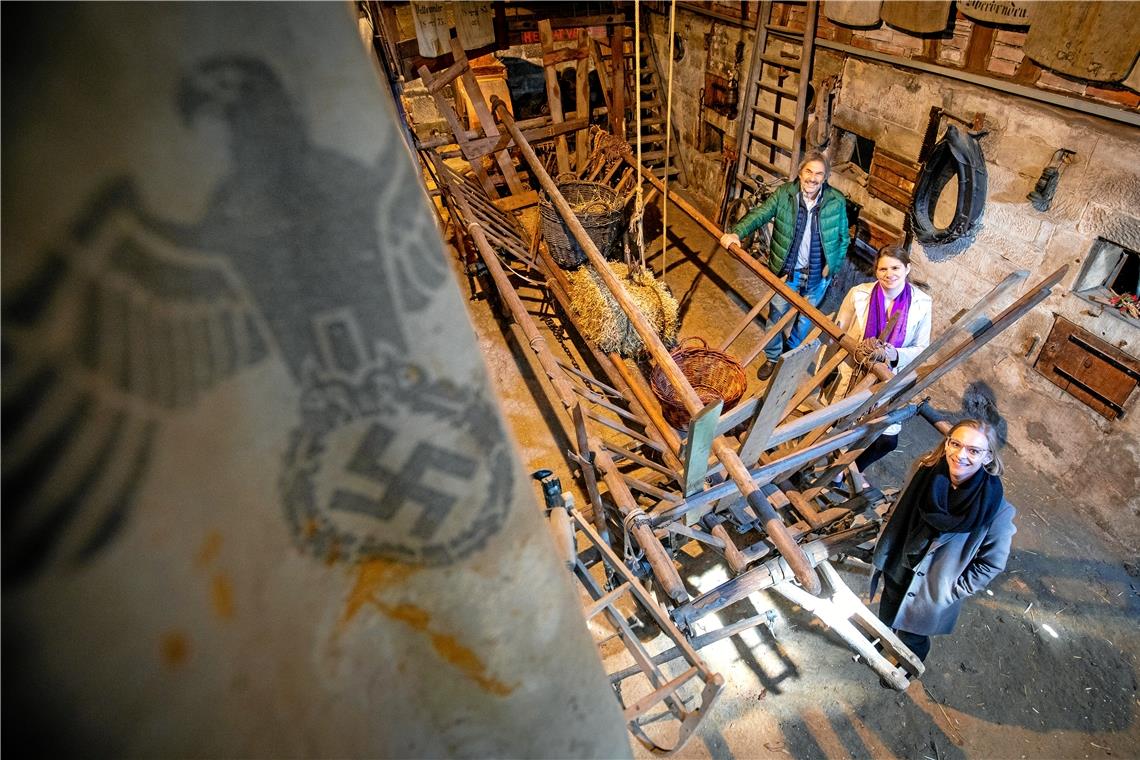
[{"xmin": 870, "ymin": 419, "xmax": 1016, "ymax": 662}]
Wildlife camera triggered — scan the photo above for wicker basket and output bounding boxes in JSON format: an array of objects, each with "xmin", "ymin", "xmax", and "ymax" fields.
[
  {"xmin": 650, "ymin": 337, "xmax": 747, "ymax": 430},
  {"xmin": 540, "ymin": 180, "xmax": 625, "ymax": 270}
]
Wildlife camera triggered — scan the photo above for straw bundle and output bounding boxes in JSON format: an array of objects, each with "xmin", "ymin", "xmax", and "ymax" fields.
[{"xmin": 566, "ymin": 262, "xmax": 679, "ymax": 357}]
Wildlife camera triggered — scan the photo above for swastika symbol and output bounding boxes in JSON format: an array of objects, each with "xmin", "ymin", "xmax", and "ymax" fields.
[{"xmin": 331, "ymin": 422, "xmax": 477, "ymax": 539}]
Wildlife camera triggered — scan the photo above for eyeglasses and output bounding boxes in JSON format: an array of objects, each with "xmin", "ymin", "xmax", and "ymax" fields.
[{"xmin": 946, "ymin": 438, "xmax": 989, "ymax": 460}]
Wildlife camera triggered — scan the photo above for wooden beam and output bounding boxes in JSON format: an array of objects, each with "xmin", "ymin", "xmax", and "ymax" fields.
[
  {"xmin": 539, "ymin": 20, "xmax": 572, "ymax": 174},
  {"xmin": 738, "ymin": 341, "xmax": 817, "ymax": 468},
  {"xmin": 682, "ymin": 400, "xmax": 723, "ymax": 497}
]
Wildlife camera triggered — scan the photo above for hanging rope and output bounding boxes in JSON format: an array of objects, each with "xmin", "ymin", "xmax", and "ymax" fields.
[
  {"xmin": 661, "ymin": 0, "xmax": 677, "ymax": 279},
  {"xmin": 632, "ymin": 1, "xmax": 646, "ymax": 276}
]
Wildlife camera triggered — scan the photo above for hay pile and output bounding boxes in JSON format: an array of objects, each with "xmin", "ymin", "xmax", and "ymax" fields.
[{"xmin": 567, "ymin": 262, "xmax": 679, "ymax": 357}]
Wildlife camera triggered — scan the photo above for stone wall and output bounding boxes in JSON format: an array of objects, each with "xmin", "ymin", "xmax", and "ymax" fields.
[
  {"xmin": 644, "ymin": 6, "xmax": 1140, "ymax": 550},
  {"xmin": 829, "ymin": 58, "xmax": 1140, "ymax": 550}
]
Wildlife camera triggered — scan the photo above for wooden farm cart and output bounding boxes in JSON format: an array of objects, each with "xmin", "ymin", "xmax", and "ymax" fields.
[{"xmin": 426, "ymin": 109, "xmax": 1066, "ymax": 747}]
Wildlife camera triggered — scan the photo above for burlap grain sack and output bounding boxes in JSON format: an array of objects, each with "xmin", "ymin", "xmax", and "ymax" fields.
[{"xmin": 1, "ymin": 4, "xmax": 628, "ymax": 757}]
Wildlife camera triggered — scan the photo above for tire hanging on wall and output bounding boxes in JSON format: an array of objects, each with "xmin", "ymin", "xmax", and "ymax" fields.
[{"xmin": 910, "ymin": 124, "xmax": 988, "ymax": 248}]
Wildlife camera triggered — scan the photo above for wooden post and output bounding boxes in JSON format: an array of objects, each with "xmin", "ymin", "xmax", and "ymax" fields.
[
  {"xmin": 539, "ymin": 20, "xmax": 572, "ymax": 175},
  {"xmin": 574, "ymin": 29, "xmax": 590, "ymax": 172},
  {"xmin": 610, "ymin": 27, "xmax": 627, "ymax": 140}
]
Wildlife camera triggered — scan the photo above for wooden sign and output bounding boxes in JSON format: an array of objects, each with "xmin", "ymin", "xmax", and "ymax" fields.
[
  {"xmin": 1024, "ymin": 2, "xmax": 1140, "ymax": 82},
  {"xmin": 454, "ymin": 1, "xmax": 494, "ymax": 51},
  {"xmin": 824, "ymin": 0, "xmax": 883, "ymax": 28},
  {"xmin": 411, "ymin": 1, "xmax": 451, "ymax": 59},
  {"xmin": 958, "ymin": 1, "xmax": 1030, "ymax": 26},
  {"xmin": 880, "ymin": 0, "xmax": 953, "ymax": 34}
]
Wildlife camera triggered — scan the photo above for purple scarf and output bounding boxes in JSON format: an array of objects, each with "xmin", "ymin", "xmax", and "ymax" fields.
[{"xmin": 864, "ymin": 282, "xmax": 912, "ymax": 347}]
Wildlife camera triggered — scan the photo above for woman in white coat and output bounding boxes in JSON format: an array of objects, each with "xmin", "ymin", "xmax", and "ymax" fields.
[{"xmin": 833, "ymin": 245, "xmax": 932, "ymax": 484}]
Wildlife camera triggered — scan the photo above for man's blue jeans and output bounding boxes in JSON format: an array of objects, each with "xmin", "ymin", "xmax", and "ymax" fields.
[{"xmin": 764, "ymin": 270, "xmax": 832, "ymax": 363}]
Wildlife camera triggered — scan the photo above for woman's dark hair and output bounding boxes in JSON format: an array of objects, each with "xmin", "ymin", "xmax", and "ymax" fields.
[
  {"xmin": 876, "ymin": 244, "xmax": 912, "ymax": 267},
  {"xmin": 918, "ymin": 418, "xmax": 1005, "ymax": 476}
]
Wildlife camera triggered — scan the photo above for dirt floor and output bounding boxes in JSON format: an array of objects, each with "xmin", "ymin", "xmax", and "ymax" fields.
[{"xmin": 449, "ymin": 195, "xmax": 1140, "ymax": 759}]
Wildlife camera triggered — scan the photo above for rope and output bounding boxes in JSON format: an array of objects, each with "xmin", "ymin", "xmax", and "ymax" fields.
[
  {"xmin": 622, "ymin": 507, "xmax": 649, "ymax": 566},
  {"xmin": 662, "ymin": 0, "xmax": 677, "ymax": 279},
  {"xmin": 633, "ymin": 2, "xmax": 646, "ymax": 274},
  {"xmin": 853, "ymin": 337, "xmax": 889, "ymax": 383}
]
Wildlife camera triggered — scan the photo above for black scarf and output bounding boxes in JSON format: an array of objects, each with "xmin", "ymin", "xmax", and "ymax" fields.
[
  {"xmin": 914, "ymin": 458, "xmax": 1003, "ymax": 535},
  {"xmin": 882, "ymin": 459, "xmax": 1004, "ymax": 583}
]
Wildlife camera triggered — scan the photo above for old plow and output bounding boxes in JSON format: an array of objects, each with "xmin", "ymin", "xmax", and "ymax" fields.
[{"xmin": 416, "ymin": 86, "xmax": 1063, "ymax": 751}]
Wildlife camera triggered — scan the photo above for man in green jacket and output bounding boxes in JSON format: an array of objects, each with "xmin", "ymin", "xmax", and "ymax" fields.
[{"xmin": 720, "ymin": 152, "xmax": 850, "ymax": 379}]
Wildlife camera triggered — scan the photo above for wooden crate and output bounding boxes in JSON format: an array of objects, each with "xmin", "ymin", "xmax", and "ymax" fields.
[{"xmin": 867, "ymin": 148, "xmax": 920, "ymax": 213}]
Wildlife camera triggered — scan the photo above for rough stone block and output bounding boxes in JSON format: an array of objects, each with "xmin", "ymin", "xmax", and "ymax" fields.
[
  {"xmin": 938, "ymin": 48, "xmax": 964, "ymax": 64},
  {"xmin": 940, "ymin": 244, "xmax": 1009, "ymax": 287},
  {"xmin": 1034, "ymin": 220, "xmax": 1056, "ymax": 250},
  {"xmin": 839, "ymin": 60, "xmax": 934, "ymax": 131},
  {"xmin": 1079, "ymin": 157, "xmax": 1140, "ymax": 214},
  {"xmin": 1044, "ymin": 228, "xmax": 1092, "ymax": 267},
  {"xmin": 1078, "ymin": 205, "xmax": 1140, "ymax": 250},
  {"xmin": 982, "ymin": 202, "xmax": 1044, "ymax": 246}
]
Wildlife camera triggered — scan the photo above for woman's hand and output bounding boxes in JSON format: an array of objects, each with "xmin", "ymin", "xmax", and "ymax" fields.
[{"xmin": 719, "ymin": 232, "xmax": 741, "ymax": 250}]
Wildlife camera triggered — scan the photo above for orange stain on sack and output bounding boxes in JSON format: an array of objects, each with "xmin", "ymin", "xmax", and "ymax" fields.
[
  {"xmin": 341, "ymin": 562, "xmax": 515, "ymax": 696},
  {"xmin": 428, "ymin": 630, "xmax": 516, "ymax": 696},
  {"xmin": 341, "ymin": 559, "xmax": 420, "ymax": 623},
  {"xmin": 376, "ymin": 601, "xmax": 516, "ymax": 697},
  {"xmin": 160, "ymin": 631, "xmax": 190, "ymax": 668},
  {"xmin": 211, "ymin": 573, "xmax": 235, "ymax": 620}
]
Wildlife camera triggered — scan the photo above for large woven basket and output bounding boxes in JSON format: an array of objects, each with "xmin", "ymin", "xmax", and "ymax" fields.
[
  {"xmin": 540, "ymin": 180, "xmax": 625, "ymax": 270},
  {"xmin": 650, "ymin": 337, "xmax": 747, "ymax": 430}
]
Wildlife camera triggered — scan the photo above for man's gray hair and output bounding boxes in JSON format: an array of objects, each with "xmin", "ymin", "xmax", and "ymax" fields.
[{"xmin": 798, "ymin": 150, "xmax": 831, "ymax": 177}]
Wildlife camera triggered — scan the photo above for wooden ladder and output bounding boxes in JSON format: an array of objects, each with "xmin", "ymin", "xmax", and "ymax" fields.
[
  {"xmin": 729, "ymin": 0, "xmax": 819, "ymax": 197},
  {"xmin": 596, "ymin": 28, "xmax": 688, "ymax": 183}
]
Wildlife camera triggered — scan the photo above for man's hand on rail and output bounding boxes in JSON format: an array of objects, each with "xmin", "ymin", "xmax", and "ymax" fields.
[{"xmin": 719, "ymin": 232, "xmax": 741, "ymax": 250}]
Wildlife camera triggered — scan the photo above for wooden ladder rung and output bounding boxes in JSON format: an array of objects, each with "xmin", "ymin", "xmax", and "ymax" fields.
[
  {"xmin": 757, "ymin": 80, "xmax": 799, "ymax": 98},
  {"xmin": 747, "ymin": 130, "xmax": 794, "ymax": 153},
  {"xmin": 765, "ymin": 24, "xmax": 806, "ymax": 40},
  {"xmin": 586, "ymin": 581, "xmax": 631, "ymax": 620},
  {"xmin": 759, "ymin": 53, "xmax": 802, "ymax": 71},
  {"xmin": 622, "ymin": 666, "xmax": 700, "ymax": 721},
  {"xmin": 750, "ymin": 105, "xmax": 796, "ymax": 128},
  {"xmin": 743, "ymin": 155, "xmax": 788, "ymax": 179}
]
